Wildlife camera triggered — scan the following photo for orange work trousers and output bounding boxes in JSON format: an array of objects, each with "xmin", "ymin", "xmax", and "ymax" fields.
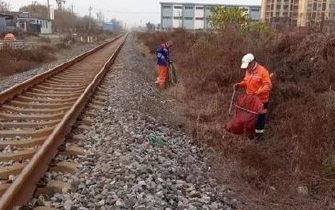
[{"xmin": 158, "ymin": 65, "xmax": 168, "ymax": 89}]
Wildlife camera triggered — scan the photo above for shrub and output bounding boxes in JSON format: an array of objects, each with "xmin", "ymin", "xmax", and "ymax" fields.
[
  {"xmin": 138, "ymin": 28, "xmax": 335, "ymax": 208},
  {"xmin": 0, "ymin": 46, "xmax": 55, "ymax": 77}
]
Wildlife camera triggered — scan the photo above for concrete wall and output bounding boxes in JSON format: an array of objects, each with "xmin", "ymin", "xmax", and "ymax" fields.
[{"xmin": 161, "ymin": 4, "xmax": 173, "ymax": 29}]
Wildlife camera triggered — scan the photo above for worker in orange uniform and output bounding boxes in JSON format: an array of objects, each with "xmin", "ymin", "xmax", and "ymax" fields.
[
  {"xmin": 155, "ymin": 41, "xmax": 173, "ymax": 89},
  {"xmin": 233, "ymin": 53, "xmax": 272, "ymax": 141}
]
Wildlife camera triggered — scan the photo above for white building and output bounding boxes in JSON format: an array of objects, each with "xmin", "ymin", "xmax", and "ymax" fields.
[
  {"xmin": 161, "ymin": 2, "xmax": 261, "ymax": 30},
  {"xmin": 17, "ymin": 12, "xmax": 53, "ymax": 34}
]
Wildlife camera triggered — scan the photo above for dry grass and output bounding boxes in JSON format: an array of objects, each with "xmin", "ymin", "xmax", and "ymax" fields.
[
  {"xmin": 0, "ymin": 46, "xmax": 55, "ymax": 77},
  {"xmin": 137, "ymin": 29, "xmax": 335, "ymax": 209}
]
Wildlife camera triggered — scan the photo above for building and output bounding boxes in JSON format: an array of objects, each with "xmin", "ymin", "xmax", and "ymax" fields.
[
  {"xmin": 0, "ymin": 11, "xmax": 53, "ymax": 34},
  {"xmin": 160, "ymin": 2, "xmax": 261, "ymax": 30},
  {"xmin": 103, "ymin": 22, "xmax": 114, "ymax": 31},
  {"xmin": 0, "ymin": 12, "xmax": 22, "ymax": 33},
  {"xmin": 18, "ymin": 12, "xmax": 53, "ymax": 34},
  {"xmin": 261, "ymin": 0, "xmax": 335, "ymax": 27},
  {"xmin": 18, "ymin": 17, "xmax": 53, "ymax": 34}
]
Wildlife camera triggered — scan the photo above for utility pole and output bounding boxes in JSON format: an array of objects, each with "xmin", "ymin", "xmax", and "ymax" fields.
[
  {"xmin": 47, "ymin": 0, "xmax": 50, "ymax": 19},
  {"xmin": 88, "ymin": 5, "xmax": 93, "ymax": 31},
  {"xmin": 71, "ymin": 3, "xmax": 74, "ymax": 33}
]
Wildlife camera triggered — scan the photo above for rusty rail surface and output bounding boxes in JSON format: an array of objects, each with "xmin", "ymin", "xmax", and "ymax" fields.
[{"xmin": 0, "ymin": 34, "xmax": 127, "ymax": 210}]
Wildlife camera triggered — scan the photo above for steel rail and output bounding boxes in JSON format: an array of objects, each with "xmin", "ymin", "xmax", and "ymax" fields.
[
  {"xmin": 0, "ymin": 34, "xmax": 122, "ymax": 105},
  {"xmin": 0, "ymin": 34, "xmax": 127, "ymax": 210}
]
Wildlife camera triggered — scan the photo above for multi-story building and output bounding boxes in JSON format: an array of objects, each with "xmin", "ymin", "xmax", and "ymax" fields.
[
  {"xmin": 261, "ymin": 0, "xmax": 335, "ymax": 27},
  {"xmin": 160, "ymin": 2, "xmax": 261, "ymax": 30}
]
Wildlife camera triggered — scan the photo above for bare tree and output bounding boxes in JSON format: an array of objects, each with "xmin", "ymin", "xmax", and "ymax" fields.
[
  {"xmin": 96, "ymin": 11, "xmax": 104, "ymax": 25},
  {"xmin": 20, "ymin": 3, "xmax": 48, "ymax": 19},
  {"xmin": 0, "ymin": 1, "xmax": 11, "ymax": 11},
  {"xmin": 54, "ymin": 8, "xmax": 76, "ymax": 32},
  {"xmin": 110, "ymin": 18, "xmax": 123, "ymax": 32}
]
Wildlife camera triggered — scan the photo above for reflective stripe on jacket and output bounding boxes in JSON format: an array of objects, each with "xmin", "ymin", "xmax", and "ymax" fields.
[
  {"xmin": 237, "ymin": 63, "xmax": 272, "ymax": 103},
  {"xmin": 156, "ymin": 43, "xmax": 170, "ymax": 66}
]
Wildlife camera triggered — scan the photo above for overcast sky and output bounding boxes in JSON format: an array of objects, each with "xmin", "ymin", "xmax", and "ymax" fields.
[{"xmin": 10, "ymin": 0, "xmax": 261, "ymax": 27}]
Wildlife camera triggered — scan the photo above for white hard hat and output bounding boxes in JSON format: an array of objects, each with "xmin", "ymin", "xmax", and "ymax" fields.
[{"xmin": 240, "ymin": 53, "xmax": 254, "ymax": 69}]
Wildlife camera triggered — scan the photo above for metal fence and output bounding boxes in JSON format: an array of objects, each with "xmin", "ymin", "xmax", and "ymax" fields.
[{"xmin": 0, "ymin": 40, "xmax": 25, "ymax": 50}]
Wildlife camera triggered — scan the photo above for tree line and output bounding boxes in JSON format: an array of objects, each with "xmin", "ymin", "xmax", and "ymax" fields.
[{"xmin": 1, "ymin": 1, "xmax": 124, "ymax": 33}]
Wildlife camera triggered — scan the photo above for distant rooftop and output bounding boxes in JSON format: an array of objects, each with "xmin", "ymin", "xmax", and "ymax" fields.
[
  {"xmin": 0, "ymin": 11, "xmax": 51, "ymax": 20},
  {"xmin": 0, "ymin": 11, "xmax": 22, "ymax": 16}
]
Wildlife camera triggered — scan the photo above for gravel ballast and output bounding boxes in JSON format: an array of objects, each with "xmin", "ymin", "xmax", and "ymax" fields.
[
  {"xmin": 54, "ymin": 34, "xmax": 235, "ymax": 209},
  {"xmin": 10, "ymin": 34, "xmax": 237, "ymax": 209}
]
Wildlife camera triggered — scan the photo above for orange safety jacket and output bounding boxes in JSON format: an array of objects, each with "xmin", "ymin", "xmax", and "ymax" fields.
[{"xmin": 237, "ymin": 63, "xmax": 272, "ymax": 103}]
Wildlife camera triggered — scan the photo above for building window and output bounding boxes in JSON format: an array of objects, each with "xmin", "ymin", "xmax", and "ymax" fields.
[
  {"xmin": 196, "ymin": 7, "xmax": 204, "ymax": 10},
  {"xmin": 174, "ymin": 6, "xmax": 182, "ymax": 9},
  {"xmin": 185, "ymin": 6, "xmax": 193, "ymax": 9},
  {"xmin": 184, "ymin": 17, "xmax": 193, "ymax": 20},
  {"xmin": 163, "ymin": 16, "xmax": 171, "ymax": 19},
  {"xmin": 195, "ymin": 17, "xmax": 204, "ymax": 20},
  {"xmin": 162, "ymin": 6, "xmax": 171, "ymax": 9},
  {"xmin": 46, "ymin": 21, "xmax": 48, "ymax": 28},
  {"xmin": 322, "ymin": 3, "xmax": 326, "ymax": 11},
  {"xmin": 251, "ymin": 8, "xmax": 259, "ymax": 12},
  {"xmin": 173, "ymin": 17, "xmax": 182, "ymax": 19}
]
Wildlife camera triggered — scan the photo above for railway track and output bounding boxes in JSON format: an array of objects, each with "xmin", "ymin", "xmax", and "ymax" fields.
[{"xmin": 0, "ymin": 34, "xmax": 127, "ymax": 210}]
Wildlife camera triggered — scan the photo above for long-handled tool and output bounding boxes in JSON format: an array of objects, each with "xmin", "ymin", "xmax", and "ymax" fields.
[{"xmin": 228, "ymin": 88, "xmax": 236, "ymax": 115}]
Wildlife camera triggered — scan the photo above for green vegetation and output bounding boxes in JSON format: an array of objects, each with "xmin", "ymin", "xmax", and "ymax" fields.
[{"xmin": 208, "ymin": 7, "xmax": 250, "ymax": 30}]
